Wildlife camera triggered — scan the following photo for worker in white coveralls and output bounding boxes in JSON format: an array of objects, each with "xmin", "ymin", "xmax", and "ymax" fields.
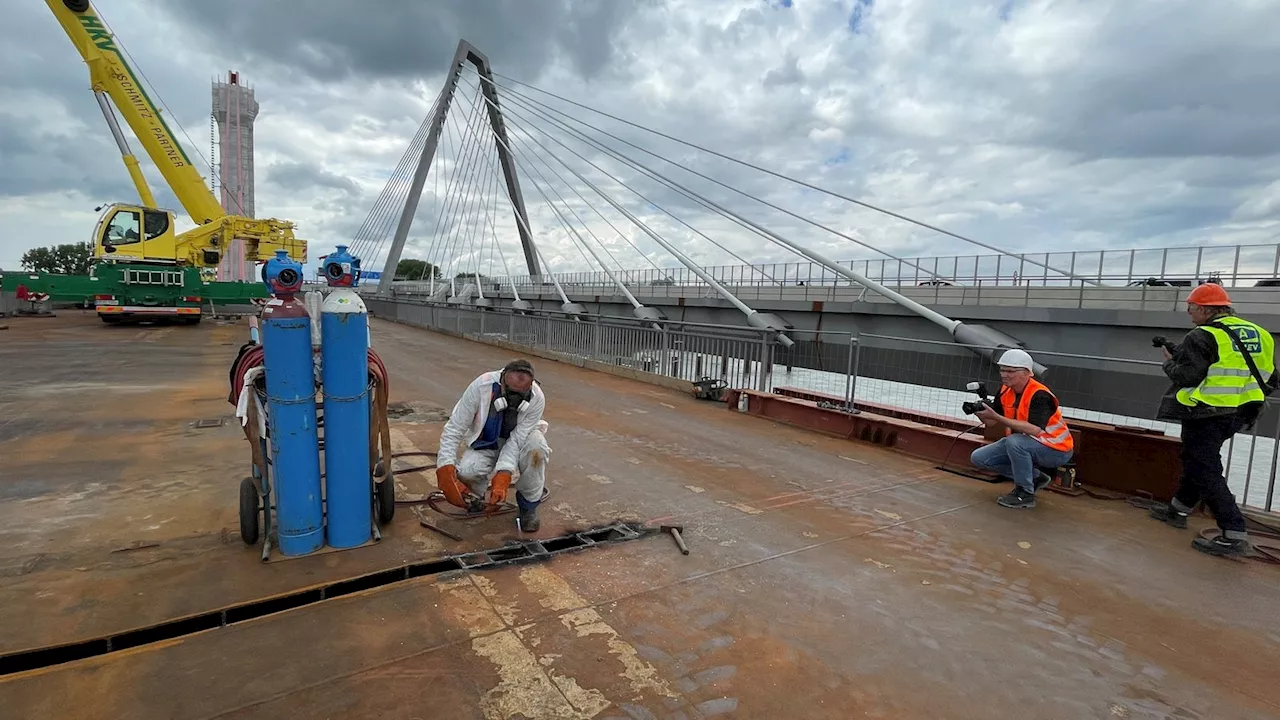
[{"xmin": 435, "ymin": 359, "xmax": 551, "ymax": 531}]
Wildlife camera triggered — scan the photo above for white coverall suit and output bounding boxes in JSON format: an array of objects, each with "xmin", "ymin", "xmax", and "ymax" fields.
[{"xmin": 436, "ymin": 369, "xmax": 550, "ymax": 504}]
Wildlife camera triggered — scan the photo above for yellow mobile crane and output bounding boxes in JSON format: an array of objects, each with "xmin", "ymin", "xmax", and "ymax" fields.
[{"xmin": 46, "ymin": 0, "xmax": 307, "ymax": 322}]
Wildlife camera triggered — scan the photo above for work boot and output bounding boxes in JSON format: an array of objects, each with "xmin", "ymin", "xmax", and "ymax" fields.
[
  {"xmin": 997, "ymin": 487, "xmax": 1036, "ymax": 509},
  {"xmin": 1192, "ymin": 534, "xmax": 1250, "ymax": 558},
  {"xmin": 517, "ymin": 493, "xmax": 541, "ymax": 533},
  {"xmin": 1148, "ymin": 503, "xmax": 1188, "ymax": 529},
  {"xmin": 1034, "ymin": 471, "xmax": 1054, "ymax": 492}
]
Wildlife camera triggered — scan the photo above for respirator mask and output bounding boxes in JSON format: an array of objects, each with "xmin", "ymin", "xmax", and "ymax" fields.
[
  {"xmin": 492, "ymin": 360, "xmax": 535, "ymax": 413},
  {"xmin": 492, "ymin": 388, "xmax": 530, "ymax": 413}
]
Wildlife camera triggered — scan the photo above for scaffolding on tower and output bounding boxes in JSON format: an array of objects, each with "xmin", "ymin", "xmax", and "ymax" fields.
[{"xmin": 212, "ymin": 70, "xmax": 259, "ymax": 282}]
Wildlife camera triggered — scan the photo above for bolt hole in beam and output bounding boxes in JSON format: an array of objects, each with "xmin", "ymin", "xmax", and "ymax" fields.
[{"xmin": 0, "ymin": 522, "xmax": 652, "ymax": 677}]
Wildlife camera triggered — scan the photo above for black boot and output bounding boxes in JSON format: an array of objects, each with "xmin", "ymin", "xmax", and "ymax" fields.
[
  {"xmin": 1192, "ymin": 534, "xmax": 1250, "ymax": 558},
  {"xmin": 1149, "ymin": 503, "xmax": 1188, "ymax": 529},
  {"xmin": 517, "ymin": 493, "xmax": 541, "ymax": 533}
]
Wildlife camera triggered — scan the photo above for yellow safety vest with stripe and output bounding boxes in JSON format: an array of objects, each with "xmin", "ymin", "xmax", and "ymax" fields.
[{"xmin": 1176, "ymin": 316, "xmax": 1275, "ymax": 408}]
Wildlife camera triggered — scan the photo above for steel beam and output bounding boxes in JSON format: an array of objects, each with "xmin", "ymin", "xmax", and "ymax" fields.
[{"xmin": 729, "ymin": 388, "xmax": 1183, "ymax": 501}]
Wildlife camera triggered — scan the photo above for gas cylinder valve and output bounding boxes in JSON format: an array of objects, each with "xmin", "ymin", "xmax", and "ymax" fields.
[
  {"xmin": 322, "ymin": 245, "xmax": 361, "ymax": 288},
  {"xmin": 263, "ymin": 249, "xmax": 304, "ymax": 298}
]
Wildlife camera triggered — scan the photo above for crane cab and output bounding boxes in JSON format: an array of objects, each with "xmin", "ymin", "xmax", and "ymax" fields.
[{"xmin": 92, "ymin": 203, "xmax": 220, "ymax": 266}]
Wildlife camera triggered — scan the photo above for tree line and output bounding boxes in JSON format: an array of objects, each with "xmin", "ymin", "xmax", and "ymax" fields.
[
  {"xmin": 19, "ymin": 243, "xmax": 94, "ymax": 275},
  {"xmin": 395, "ymin": 259, "xmax": 490, "ymax": 282},
  {"xmin": 13, "ymin": 247, "xmax": 486, "ymax": 282}
]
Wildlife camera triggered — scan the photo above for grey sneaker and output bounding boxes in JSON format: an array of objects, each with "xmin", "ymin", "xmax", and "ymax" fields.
[
  {"xmin": 1192, "ymin": 535, "xmax": 1249, "ymax": 558},
  {"xmin": 1149, "ymin": 503, "xmax": 1188, "ymax": 529},
  {"xmin": 998, "ymin": 487, "xmax": 1036, "ymax": 509}
]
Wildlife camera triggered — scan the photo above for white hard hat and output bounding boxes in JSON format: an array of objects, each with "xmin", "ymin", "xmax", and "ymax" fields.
[{"xmin": 997, "ymin": 348, "xmax": 1035, "ymax": 371}]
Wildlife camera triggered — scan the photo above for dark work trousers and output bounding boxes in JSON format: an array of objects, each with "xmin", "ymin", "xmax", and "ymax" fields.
[{"xmin": 1174, "ymin": 414, "xmax": 1247, "ymax": 534}]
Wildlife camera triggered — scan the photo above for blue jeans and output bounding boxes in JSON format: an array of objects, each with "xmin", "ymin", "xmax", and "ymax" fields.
[{"xmin": 970, "ymin": 433, "xmax": 1074, "ymax": 493}]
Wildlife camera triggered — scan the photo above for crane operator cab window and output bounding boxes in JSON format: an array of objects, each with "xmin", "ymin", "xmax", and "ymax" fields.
[
  {"xmin": 143, "ymin": 211, "xmax": 169, "ymax": 241},
  {"xmin": 104, "ymin": 210, "xmax": 141, "ymax": 246},
  {"xmin": 101, "ymin": 209, "xmax": 170, "ymax": 251}
]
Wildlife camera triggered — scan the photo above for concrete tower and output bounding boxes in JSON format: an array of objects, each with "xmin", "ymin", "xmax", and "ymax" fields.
[{"xmin": 212, "ymin": 70, "xmax": 259, "ymax": 281}]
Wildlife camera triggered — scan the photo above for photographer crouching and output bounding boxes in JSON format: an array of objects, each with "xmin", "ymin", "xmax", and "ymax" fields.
[
  {"xmin": 968, "ymin": 349, "xmax": 1075, "ymax": 509},
  {"xmin": 1148, "ymin": 284, "xmax": 1275, "ymax": 558}
]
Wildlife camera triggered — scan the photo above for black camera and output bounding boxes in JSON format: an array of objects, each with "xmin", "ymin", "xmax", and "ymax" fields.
[
  {"xmin": 961, "ymin": 381, "xmax": 994, "ymax": 415},
  {"xmin": 1152, "ymin": 335, "xmax": 1175, "ymax": 351}
]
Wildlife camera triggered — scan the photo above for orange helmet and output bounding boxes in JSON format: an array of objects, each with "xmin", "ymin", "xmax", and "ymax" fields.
[{"xmin": 1187, "ymin": 283, "xmax": 1232, "ymax": 307}]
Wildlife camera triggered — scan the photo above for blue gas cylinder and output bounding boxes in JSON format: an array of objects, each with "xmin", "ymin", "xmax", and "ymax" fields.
[
  {"xmin": 320, "ymin": 246, "xmax": 371, "ymax": 548},
  {"xmin": 260, "ymin": 251, "xmax": 324, "ymax": 556}
]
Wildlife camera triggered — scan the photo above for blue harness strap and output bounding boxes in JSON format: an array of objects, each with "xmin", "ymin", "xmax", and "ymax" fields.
[{"xmin": 470, "ymin": 382, "xmax": 504, "ymax": 450}]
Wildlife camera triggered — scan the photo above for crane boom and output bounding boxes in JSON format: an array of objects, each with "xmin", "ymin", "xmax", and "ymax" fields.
[
  {"xmin": 48, "ymin": 0, "xmax": 225, "ymax": 226},
  {"xmin": 46, "ymin": 0, "xmax": 306, "ymax": 273}
]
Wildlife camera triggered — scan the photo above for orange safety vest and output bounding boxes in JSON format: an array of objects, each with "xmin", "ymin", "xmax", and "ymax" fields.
[{"xmin": 998, "ymin": 379, "xmax": 1074, "ymax": 452}]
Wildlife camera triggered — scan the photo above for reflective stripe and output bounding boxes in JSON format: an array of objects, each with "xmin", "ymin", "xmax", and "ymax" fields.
[
  {"xmin": 1206, "ymin": 367, "xmax": 1252, "ymax": 377},
  {"xmin": 1041, "ymin": 422, "xmax": 1070, "ymax": 440},
  {"xmin": 1197, "ymin": 383, "xmax": 1260, "ymax": 395},
  {"xmin": 1036, "ymin": 420, "xmax": 1072, "ymax": 448}
]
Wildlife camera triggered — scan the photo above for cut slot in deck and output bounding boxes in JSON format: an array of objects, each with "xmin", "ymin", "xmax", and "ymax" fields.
[{"xmin": 0, "ymin": 522, "xmax": 654, "ymax": 677}]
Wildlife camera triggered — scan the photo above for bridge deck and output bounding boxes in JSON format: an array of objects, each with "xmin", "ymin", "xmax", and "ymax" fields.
[{"xmin": 1, "ymin": 314, "xmax": 1278, "ymax": 719}]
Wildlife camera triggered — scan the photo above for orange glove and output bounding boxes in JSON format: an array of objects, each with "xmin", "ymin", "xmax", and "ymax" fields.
[
  {"xmin": 486, "ymin": 470, "xmax": 513, "ymax": 509},
  {"xmin": 436, "ymin": 464, "xmax": 468, "ymax": 508}
]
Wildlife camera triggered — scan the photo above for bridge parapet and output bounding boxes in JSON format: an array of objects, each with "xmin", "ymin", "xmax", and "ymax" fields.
[{"xmin": 389, "ymin": 279, "xmax": 1280, "ymax": 318}]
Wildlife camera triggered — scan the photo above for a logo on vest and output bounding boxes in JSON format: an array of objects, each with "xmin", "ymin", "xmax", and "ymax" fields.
[{"xmin": 1232, "ymin": 325, "xmax": 1263, "ymax": 355}]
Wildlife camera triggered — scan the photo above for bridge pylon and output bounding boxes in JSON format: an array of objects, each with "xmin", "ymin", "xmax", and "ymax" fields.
[{"xmin": 377, "ymin": 40, "xmax": 539, "ymax": 295}]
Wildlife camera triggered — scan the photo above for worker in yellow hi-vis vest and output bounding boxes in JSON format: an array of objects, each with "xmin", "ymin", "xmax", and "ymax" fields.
[{"xmin": 1150, "ymin": 283, "xmax": 1276, "ymax": 558}]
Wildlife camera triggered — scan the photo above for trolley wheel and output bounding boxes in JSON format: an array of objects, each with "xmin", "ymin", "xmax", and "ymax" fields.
[
  {"xmin": 374, "ymin": 460, "xmax": 395, "ymax": 525},
  {"xmin": 239, "ymin": 476, "xmax": 261, "ymax": 545}
]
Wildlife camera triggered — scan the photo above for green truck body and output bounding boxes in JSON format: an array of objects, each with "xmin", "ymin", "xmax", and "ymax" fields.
[{"xmin": 2, "ymin": 263, "xmax": 269, "ymax": 323}]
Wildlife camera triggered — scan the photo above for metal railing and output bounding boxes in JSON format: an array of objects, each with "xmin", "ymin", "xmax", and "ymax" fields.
[
  {"xmin": 368, "ymin": 298, "xmax": 1280, "ymax": 512},
  {"xmin": 477, "ymin": 242, "xmax": 1280, "ymax": 290},
  {"xmin": 383, "ymin": 242, "xmax": 1280, "ymax": 316}
]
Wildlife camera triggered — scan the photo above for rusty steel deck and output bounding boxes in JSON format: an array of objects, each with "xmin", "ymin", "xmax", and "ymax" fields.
[{"xmin": 1, "ymin": 313, "xmax": 1279, "ymax": 719}]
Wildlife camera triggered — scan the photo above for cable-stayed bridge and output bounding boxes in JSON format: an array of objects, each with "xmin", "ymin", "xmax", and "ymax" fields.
[{"xmin": 348, "ymin": 40, "xmax": 1280, "ymax": 398}]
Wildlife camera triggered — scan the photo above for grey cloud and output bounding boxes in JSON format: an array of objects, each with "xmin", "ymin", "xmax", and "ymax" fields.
[
  {"xmin": 763, "ymin": 54, "xmax": 804, "ymax": 87},
  {"xmin": 0, "ymin": 120, "xmax": 124, "ymax": 200},
  {"xmin": 267, "ymin": 161, "xmax": 361, "ymax": 197},
  {"xmin": 160, "ymin": 0, "xmax": 645, "ymax": 85},
  {"xmin": 1025, "ymin": 4, "xmax": 1280, "ymax": 159}
]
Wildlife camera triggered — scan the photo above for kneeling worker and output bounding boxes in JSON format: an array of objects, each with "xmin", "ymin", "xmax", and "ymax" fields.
[
  {"xmin": 1149, "ymin": 283, "xmax": 1274, "ymax": 558},
  {"xmin": 435, "ymin": 359, "xmax": 551, "ymax": 531},
  {"xmin": 969, "ymin": 349, "xmax": 1075, "ymax": 509}
]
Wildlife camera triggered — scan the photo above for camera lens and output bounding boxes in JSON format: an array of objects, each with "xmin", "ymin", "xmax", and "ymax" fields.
[
  {"xmin": 326, "ymin": 263, "xmax": 344, "ymax": 279},
  {"xmin": 278, "ymin": 268, "xmax": 299, "ymax": 285}
]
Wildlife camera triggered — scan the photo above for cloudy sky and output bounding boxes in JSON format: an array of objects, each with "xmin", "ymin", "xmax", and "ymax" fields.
[{"xmin": 3, "ymin": 0, "xmax": 1280, "ymax": 283}]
